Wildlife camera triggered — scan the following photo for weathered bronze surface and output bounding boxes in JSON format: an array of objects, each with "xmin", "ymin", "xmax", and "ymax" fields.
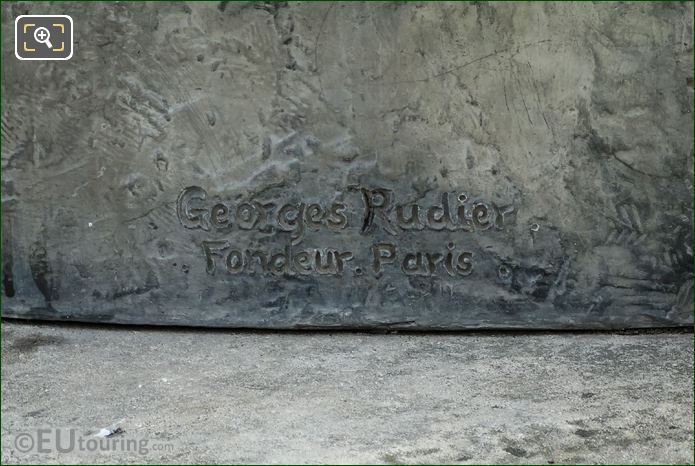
[{"xmin": 2, "ymin": 2, "xmax": 693, "ymax": 328}]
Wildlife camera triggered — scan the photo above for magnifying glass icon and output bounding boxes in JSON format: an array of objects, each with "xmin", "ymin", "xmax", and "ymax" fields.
[{"xmin": 33, "ymin": 27, "xmax": 53, "ymax": 49}]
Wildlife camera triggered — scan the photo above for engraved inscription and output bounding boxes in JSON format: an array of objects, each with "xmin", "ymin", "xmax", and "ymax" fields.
[
  {"xmin": 359, "ymin": 188, "xmax": 512, "ymax": 233},
  {"xmin": 176, "ymin": 186, "xmax": 514, "ymax": 279},
  {"xmin": 177, "ymin": 186, "xmax": 348, "ymax": 244},
  {"xmin": 372, "ymin": 242, "xmax": 473, "ymax": 276},
  {"xmin": 202, "ymin": 241, "xmax": 354, "ymax": 276}
]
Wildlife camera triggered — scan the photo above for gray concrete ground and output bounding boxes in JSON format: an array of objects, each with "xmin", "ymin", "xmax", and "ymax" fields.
[{"xmin": 1, "ymin": 320, "xmax": 693, "ymax": 465}]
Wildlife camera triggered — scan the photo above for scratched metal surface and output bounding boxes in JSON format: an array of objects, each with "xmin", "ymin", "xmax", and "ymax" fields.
[{"xmin": 1, "ymin": 2, "xmax": 693, "ymax": 329}]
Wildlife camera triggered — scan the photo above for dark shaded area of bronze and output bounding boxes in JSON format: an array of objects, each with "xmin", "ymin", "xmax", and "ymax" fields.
[{"xmin": 1, "ymin": 2, "xmax": 692, "ymax": 329}]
